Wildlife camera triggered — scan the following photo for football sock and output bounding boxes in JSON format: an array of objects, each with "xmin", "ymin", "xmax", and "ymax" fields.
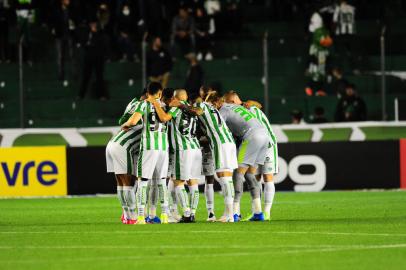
[
  {"xmin": 264, "ymin": 181, "xmax": 275, "ymax": 215},
  {"xmin": 148, "ymin": 179, "xmax": 158, "ymax": 218},
  {"xmin": 233, "ymin": 171, "xmax": 245, "ymax": 214},
  {"xmin": 168, "ymin": 180, "xmax": 179, "ymax": 215},
  {"xmin": 117, "ymin": 186, "xmax": 130, "ymax": 220},
  {"xmin": 175, "ymin": 184, "xmax": 191, "ymax": 217},
  {"xmin": 158, "ymin": 178, "xmax": 169, "ymax": 215},
  {"xmin": 136, "ymin": 180, "xmax": 148, "ymax": 218},
  {"xmin": 245, "ymin": 173, "xmax": 261, "ymax": 200},
  {"xmin": 204, "ymin": 183, "xmax": 214, "ymax": 215},
  {"xmin": 220, "ymin": 176, "xmax": 234, "ymax": 219},
  {"xmin": 123, "ymin": 186, "xmax": 136, "ymax": 220},
  {"xmin": 252, "ymin": 198, "xmax": 262, "ymax": 214},
  {"xmin": 189, "ymin": 184, "xmax": 199, "ymax": 215}
]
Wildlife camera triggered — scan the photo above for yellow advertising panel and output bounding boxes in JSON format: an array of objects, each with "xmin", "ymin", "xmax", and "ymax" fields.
[{"xmin": 0, "ymin": 146, "xmax": 67, "ymax": 197}]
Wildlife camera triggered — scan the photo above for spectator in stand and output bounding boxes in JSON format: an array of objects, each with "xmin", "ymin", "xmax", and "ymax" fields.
[
  {"xmin": 15, "ymin": 0, "xmax": 36, "ymax": 65},
  {"xmin": 184, "ymin": 53, "xmax": 204, "ymax": 94},
  {"xmin": 223, "ymin": 0, "xmax": 242, "ymax": 60},
  {"xmin": 195, "ymin": 7, "xmax": 213, "ymax": 61},
  {"xmin": 291, "ymin": 109, "xmax": 305, "ymax": 124},
  {"xmin": 117, "ymin": 3, "xmax": 136, "ymax": 62},
  {"xmin": 333, "ymin": 0, "xmax": 356, "ymax": 36},
  {"xmin": 335, "ymin": 83, "xmax": 367, "ymax": 122},
  {"xmin": 0, "ymin": 0, "xmax": 10, "ymax": 63},
  {"xmin": 311, "ymin": 106, "xmax": 328, "ymax": 123},
  {"xmin": 171, "ymin": 6, "xmax": 195, "ymax": 57},
  {"xmin": 147, "ymin": 36, "xmax": 173, "ymax": 88},
  {"xmin": 330, "ymin": 67, "xmax": 348, "ymax": 97},
  {"xmin": 52, "ymin": 0, "xmax": 74, "ymax": 83},
  {"xmin": 78, "ymin": 20, "xmax": 108, "ymax": 100}
]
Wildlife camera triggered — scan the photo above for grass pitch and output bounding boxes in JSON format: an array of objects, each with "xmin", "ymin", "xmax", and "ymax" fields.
[{"xmin": 0, "ymin": 191, "xmax": 405, "ymax": 270}]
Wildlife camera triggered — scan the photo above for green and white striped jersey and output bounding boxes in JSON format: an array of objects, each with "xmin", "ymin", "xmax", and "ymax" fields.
[
  {"xmin": 134, "ymin": 100, "xmax": 168, "ymax": 151},
  {"xmin": 195, "ymin": 102, "xmax": 234, "ymax": 148},
  {"xmin": 168, "ymin": 101, "xmax": 200, "ymax": 151},
  {"xmin": 111, "ymin": 98, "xmax": 143, "ymax": 154},
  {"xmin": 249, "ymin": 106, "xmax": 277, "ymax": 145}
]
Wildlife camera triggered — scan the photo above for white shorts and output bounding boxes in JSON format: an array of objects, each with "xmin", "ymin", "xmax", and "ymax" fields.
[
  {"xmin": 106, "ymin": 141, "xmax": 136, "ymax": 175},
  {"xmin": 238, "ymin": 131, "xmax": 269, "ymax": 167},
  {"xmin": 172, "ymin": 149, "xmax": 202, "ymax": 180},
  {"xmin": 137, "ymin": 149, "xmax": 169, "ymax": 179},
  {"xmin": 258, "ymin": 143, "xmax": 279, "ymax": 175},
  {"xmin": 202, "ymin": 147, "xmax": 215, "ymax": 176},
  {"xmin": 213, "ymin": 142, "xmax": 238, "ymax": 173}
]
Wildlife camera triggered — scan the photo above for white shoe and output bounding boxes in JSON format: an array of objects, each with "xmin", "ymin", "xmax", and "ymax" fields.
[
  {"xmin": 168, "ymin": 213, "xmax": 181, "ymax": 223},
  {"xmin": 197, "ymin": 52, "xmax": 203, "ymax": 61},
  {"xmin": 206, "ymin": 214, "xmax": 217, "ymax": 222},
  {"xmin": 205, "ymin": 52, "xmax": 213, "ymax": 61},
  {"xmin": 218, "ymin": 215, "xmax": 234, "ymax": 223}
]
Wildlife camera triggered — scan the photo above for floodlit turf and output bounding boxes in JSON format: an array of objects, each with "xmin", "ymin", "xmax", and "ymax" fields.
[
  {"xmin": 0, "ymin": 191, "xmax": 405, "ymax": 270},
  {"xmin": 13, "ymin": 134, "xmax": 68, "ymax": 146}
]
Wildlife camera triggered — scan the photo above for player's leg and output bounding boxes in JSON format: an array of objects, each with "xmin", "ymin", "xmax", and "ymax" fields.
[
  {"xmin": 168, "ymin": 179, "xmax": 181, "ymax": 222},
  {"xmin": 121, "ymin": 175, "xmax": 137, "ymax": 223},
  {"xmin": 114, "ymin": 174, "xmax": 128, "ymax": 223},
  {"xmin": 174, "ymin": 179, "xmax": 191, "ymax": 221},
  {"xmin": 147, "ymin": 178, "xmax": 159, "ymax": 223},
  {"xmin": 187, "ymin": 149, "xmax": 202, "ymax": 221},
  {"xmin": 262, "ymin": 144, "xmax": 278, "ymax": 220},
  {"xmin": 245, "ymin": 165, "xmax": 263, "ymax": 221},
  {"xmin": 151, "ymin": 150, "xmax": 170, "ymax": 224},
  {"xmin": 187, "ymin": 179, "xmax": 199, "ymax": 222},
  {"xmin": 205, "ymin": 175, "xmax": 216, "ymax": 221}
]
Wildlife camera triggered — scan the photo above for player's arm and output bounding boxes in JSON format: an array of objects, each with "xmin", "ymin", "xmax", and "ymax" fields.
[
  {"xmin": 244, "ymin": 100, "xmax": 262, "ymax": 109},
  {"xmin": 150, "ymin": 99, "xmax": 172, "ymax": 123},
  {"xmin": 121, "ymin": 112, "xmax": 142, "ymax": 131},
  {"xmin": 170, "ymin": 99, "xmax": 203, "ymax": 116}
]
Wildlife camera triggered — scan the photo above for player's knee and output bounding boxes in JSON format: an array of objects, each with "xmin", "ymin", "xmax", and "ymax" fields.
[
  {"xmin": 188, "ymin": 179, "xmax": 198, "ymax": 186},
  {"xmin": 263, "ymin": 174, "xmax": 273, "ymax": 182},
  {"xmin": 205, "ymin": 175, "xmax": 215, "ymax": 184}
]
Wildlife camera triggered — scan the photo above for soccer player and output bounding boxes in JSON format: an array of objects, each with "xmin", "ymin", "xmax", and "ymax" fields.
[
  {"xmin": 121, "ymin": 82, "xmax": 170, "ymax": 225},
  {"xmin": 106, "ymin": 96, "xmax": 143, "ymax": 224},
  {"xmin": 212, "ymin": 92, "xmax": 269, "ymax": 222},
  {"xmin": 167, "ymin": 89, "xmax": 202, "ymax": 223},
  {"xmin": 245, "ymin": 102, "xmax": 278, "ymax": 221},
  {"xmin": 225, "ymin": 92, "xmax": 278, "ymax": 221},
  {"xmin": 189, "ymin": 92, "xmax": 238, "ymax": 223}
]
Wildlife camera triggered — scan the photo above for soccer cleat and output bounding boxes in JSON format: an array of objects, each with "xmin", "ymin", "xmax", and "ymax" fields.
[
  {"xmin": 233, "ymin": 214, "xmax": 241, "ymax": 222},
  {"xmin": 218, "ymin": 215, "xmax": 234, "ymax": 223},
  {"xmin": 179, "ymin": 215, "xmax": 192, "ymax": 223},
  {"xmin": 190, "ymin": 215, "xmax": 196, "ymax": 223},
  {"xmin": 249, "ymin": 212, "xmax": 265, "ymax": 222},
  {"xmin": 264, "ymin": 212, "xmax": 271, "ymax": 221},
  {"xmin": 160, "ymin": 213, "xmax": 169, "ymax": 224},
  {"xmin": 125, "ymin": 219, "xmax": 137, "ymax": 225},
  {"xmin": 121, "ymin": 214, "xmax": 127, "ymax": 224},
  {"xmin": 146, "ymin": 216, "xmax": 161, "ymax": 224},
  {"xmin": 206, "ymin": 213, "xmax": 216, "ymax": 222},
  {"xmin": 242, "ymin": 214, "xmax": 253, "ymax": 222},
  {"xmin": 136, "ymin": 216, "xmax": 146, "ymax": 225}
]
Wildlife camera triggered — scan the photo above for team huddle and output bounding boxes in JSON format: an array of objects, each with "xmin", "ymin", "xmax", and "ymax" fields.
[{"xmin": 106, "ymin": 82, "xmax": 278, "ymax": 224}]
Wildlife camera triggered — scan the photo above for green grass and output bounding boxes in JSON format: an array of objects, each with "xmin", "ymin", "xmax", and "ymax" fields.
[
  {"xmin": 13, "ymin": 134, "xmax": 68, "ymax": 146},
  {"xmin": 0, "ymin": 191, "xmax": 405, "ymax": 270}
]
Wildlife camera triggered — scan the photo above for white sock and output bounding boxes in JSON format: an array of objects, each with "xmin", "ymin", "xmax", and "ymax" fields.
[
  {"xmin": 123, "ymin": 186, "xmax": 136, "ymax": 220},
  {"xmin": 233, "ymin": 202, "xmax": 240, "ymax": 215},
  {"xmin": 220, "ymin": 176, "xmax": 234, "ymax": 219},
  {"xmin": 117, "ymin": 186, "xmax": 130, "ymax": 219},
  {"xmin": 148, "ymin": 179, "xmax": 158, "ymax": 218},
  {"xmin": 205, "ymin": 183, "xmax": 214, "ymax": 215},
  {"xmin": 189, "ymin": 184, "xmax": 199, "ymax": 215},
  {"xmin": 175, "ymin": 184, "xmax": 190, "ymax": 217},
  {"xmin": 158, "ymin": 178, "xmax": 169, "ymax": 215},
  {"xmin": 252, "ymin": 198, "xmax": 262, "ymax": 214},
  {"xmin": 264, "ymin": 182, "xmax": 275, "ymax": 215},
  {"xmin": 136, "ymin": 180, "xmax": 148, "ymax": 218},
  {"xmin": 168, "ymin": 180, "xmax": 178, "ymax": 214}
]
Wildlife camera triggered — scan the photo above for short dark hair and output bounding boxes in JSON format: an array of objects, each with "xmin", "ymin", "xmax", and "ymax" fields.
[
  {"xmin": 188, "ymin": 91, "xmax": 200, "ymax": 103},
  {"xmin": 147, "ymin": 82, "xmax": 162, "ymax": 95},
  {"xmin": 162, "ymin": 88, "xmax": 175, "ymax": 100}
]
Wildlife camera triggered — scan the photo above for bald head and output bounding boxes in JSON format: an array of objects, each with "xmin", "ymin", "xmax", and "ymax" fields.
[
  {"xmin": 174, "ymin": 89, "xmax": 188, "ymax": 101},
  {"xmin": 224, "ymin": 91, "xmax": 242, "ymax": 105}
]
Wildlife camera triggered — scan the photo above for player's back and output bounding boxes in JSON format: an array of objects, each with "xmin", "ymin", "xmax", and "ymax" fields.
[
  {"xmin": 219, "ymin": 103, "xmax": 265, "ymax": 139},
  {"xmin": 249, "ymin": 106, "xmax": 277, "ymax": 145},
  {"xmin": 135, "ymin": 100, "xmax": 168, "ymax": 151}
]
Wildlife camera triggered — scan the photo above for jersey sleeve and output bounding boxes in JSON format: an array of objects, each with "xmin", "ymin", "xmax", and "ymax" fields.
[
  {"xmin": 134, "ymin": 101, "xmax": 146, "ymax": 115},
  {"xmin": 168, "ymin": 107, "xmax": 181, "ymax": 117}
]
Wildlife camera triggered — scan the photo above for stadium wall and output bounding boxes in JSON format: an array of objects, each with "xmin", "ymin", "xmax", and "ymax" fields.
[{"xmin": 1, "ymin": 141, "xmax": 403, "ymax": 197}]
